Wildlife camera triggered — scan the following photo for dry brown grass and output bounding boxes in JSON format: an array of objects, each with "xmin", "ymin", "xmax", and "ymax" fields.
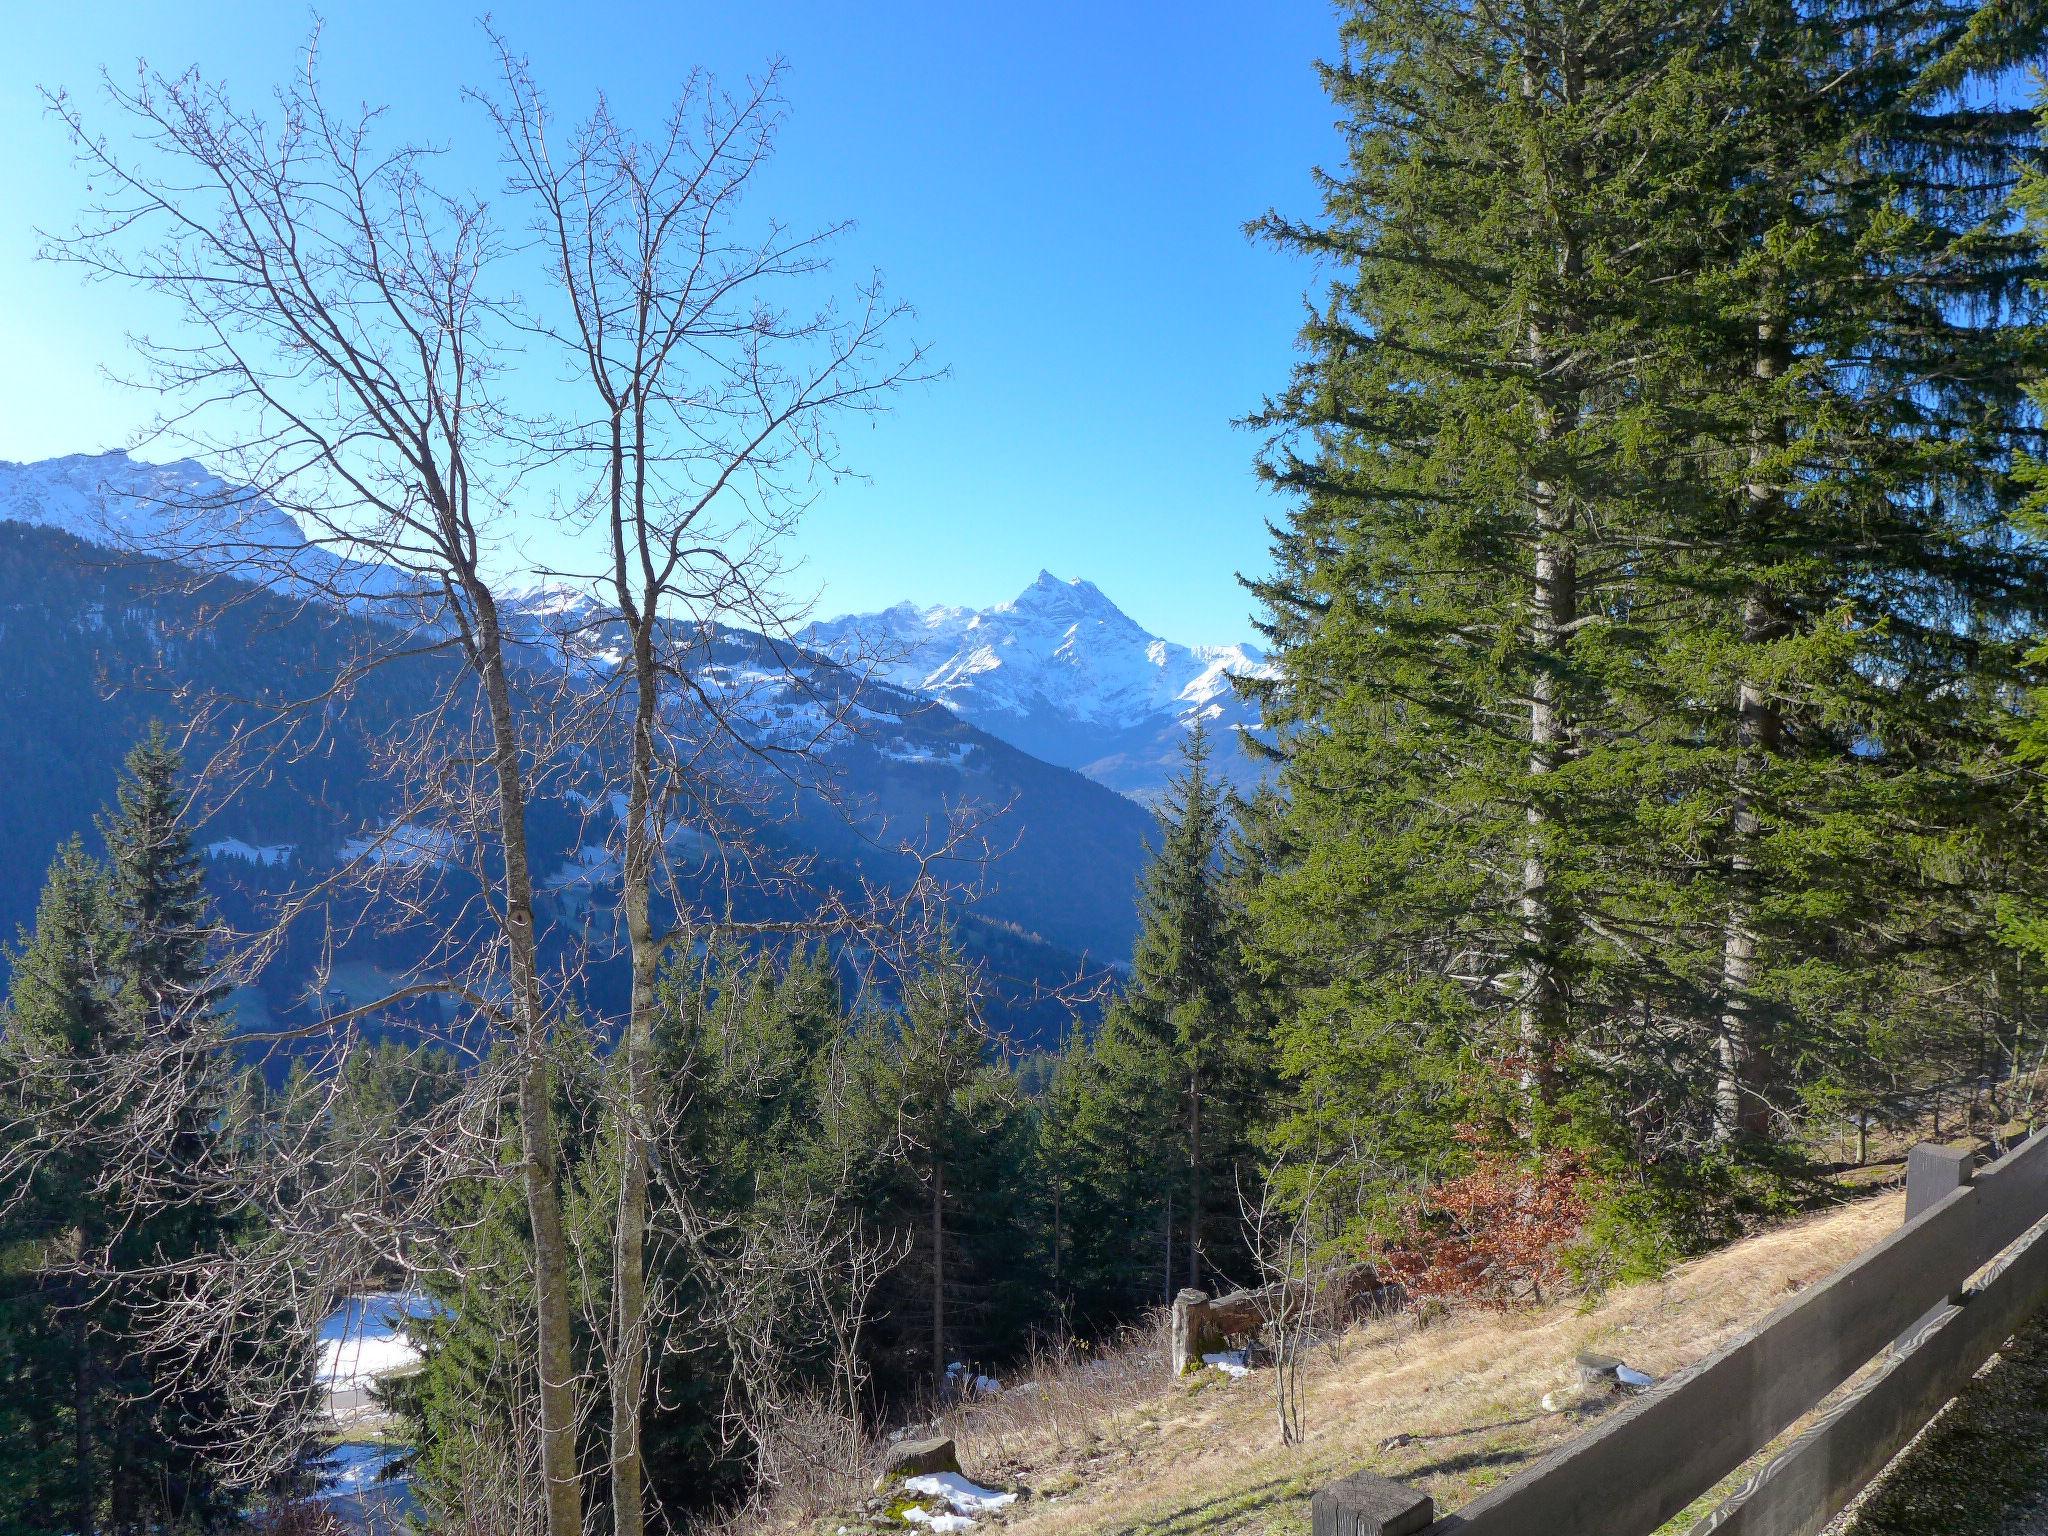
[{"xmin": 794, "ymin": 1191, "xmax": 1904, "ymax": 1536}]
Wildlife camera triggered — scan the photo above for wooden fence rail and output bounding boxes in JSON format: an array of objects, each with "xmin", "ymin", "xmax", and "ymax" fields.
[{"xmin": 1314, "ymin": 1129, "xmax": 2048, "ymax": 1536}]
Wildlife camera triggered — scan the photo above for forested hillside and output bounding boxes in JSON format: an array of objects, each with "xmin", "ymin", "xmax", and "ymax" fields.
[
  {"xmin": 8, "ymin": 4, "xmax": 2048, "ymax": 1536},
  {"xmin": 0, "ymin": 520, "xmax": 1153, "ymax": 1048}
]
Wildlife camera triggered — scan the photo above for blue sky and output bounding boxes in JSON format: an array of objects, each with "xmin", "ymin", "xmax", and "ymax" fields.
[{"xmin": 0, "ymin": 2, "xmax": 1341, "ymax": 645}]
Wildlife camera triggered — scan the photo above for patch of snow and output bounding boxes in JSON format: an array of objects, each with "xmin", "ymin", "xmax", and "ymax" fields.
[
  {"xmin": 547, "ymin": 844, "xmax": 622, "ymax": 889},
  {"xmin": 943, "ymin": 1360, "xmax": 1002, "ymax": 1396},
  {"xmin": 901, "ymin": 1509, "xmax": 975, "ymax": 1534},
  {"xmin": 338, "ymin": 822, "xmax": 459, "ymax": 869},
  {"xmin": 1616, "ymin": 1364, "xmax": 1655, "ymax": 1390},
  {"xmin": 902, "ymin": 1474, "xmax": 1018, "ymax": 1516},
  {"xmin": 317, "ymin": 1292, "xmax": 442, "ymax": 1390},
  {"xmin": 881, "ymin": 742, "xmax": 975, "ymax": 767},
  {"xmin": 1202, "ymin": 1350, "xmax": 1251, "ymax": 1378},
  {"xmin": 316, "ymin": 1441, "xmax": 407, "ymax": 1498}
]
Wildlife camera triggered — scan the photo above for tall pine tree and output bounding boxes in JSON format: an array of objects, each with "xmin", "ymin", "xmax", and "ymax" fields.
[
  {"xmin": 1243, "ymin": 0, "xmax": 2048, "ymax": 1263},
  {"xmin": 0, "ymin": 730, "xmax": 241, "ymax": 1534}
]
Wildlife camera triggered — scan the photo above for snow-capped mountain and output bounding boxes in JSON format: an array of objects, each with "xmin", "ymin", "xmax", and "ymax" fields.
[
  {"xmin": 0, "ymin": 451, "xmax": 419, "ymax": 607},
  {"xmin": 806, "ymin": 571, "xmax": 1274, "ymax": 802},
  {"xmin": 0, "ymin": 455, "xmax": 1164, "ymax": 1024}
]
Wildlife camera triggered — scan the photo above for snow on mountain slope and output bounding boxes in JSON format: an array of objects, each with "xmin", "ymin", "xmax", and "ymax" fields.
[
  {"xmin": 0, "ymin": 462, "xmax": 1164, "ymax": 978},
  {"xmin": 806, "ymin": 571, "xmax": 1275, "ymax": 802},
  {"xmin": 0, "ymin": 451, "xmax": 416, "ymax": 607}
]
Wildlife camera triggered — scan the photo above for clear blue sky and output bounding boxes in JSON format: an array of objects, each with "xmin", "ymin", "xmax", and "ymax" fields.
[{"xmin": 0, "ymin": 2, "xmax": 1341, "ymax": 645}]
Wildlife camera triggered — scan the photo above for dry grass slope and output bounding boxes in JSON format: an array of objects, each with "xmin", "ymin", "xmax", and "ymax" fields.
[{"xmin": 833, "ymin": 1192, "xmax": 1904, "ymax": 1536}]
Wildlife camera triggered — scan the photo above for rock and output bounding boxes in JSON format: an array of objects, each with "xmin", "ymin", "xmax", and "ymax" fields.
[
  {"xmin": 1575, "ymin": 1351, "xmax": 1623, "ymax": 1388},
  {"xmin": 873, "ymin": 1438, "xmax": 962, "ymax": 1491}
]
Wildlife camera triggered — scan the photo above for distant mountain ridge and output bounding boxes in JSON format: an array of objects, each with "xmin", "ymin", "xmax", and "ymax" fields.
[
  {"xmin": 806, "ymin": 571, "xmax": 1274, "ymax": 801},
  {"xmin": 0, "ymin": 453, "xmax": 1163, "ymax": 1043},
  {"xmin": 0, "ymin": 450, "xmax": 418, "ymax": 607}
]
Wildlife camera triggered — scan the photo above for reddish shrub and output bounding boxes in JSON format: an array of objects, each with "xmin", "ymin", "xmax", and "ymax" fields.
[{"xmin": 1380, "ymin": 1139, "xmax": 1593, "ymax": 1306}]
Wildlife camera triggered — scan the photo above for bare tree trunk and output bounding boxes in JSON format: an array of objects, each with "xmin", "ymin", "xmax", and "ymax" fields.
[
  {"xmin": 930, "ymin": 1157, "xmax": 946, "ymax": 1394},
  {"xmin": 475, "ymin": 609, "xmax": 584, "ymax": 1536},
  {"xmin": 611, "ymin": 608, "xmax": 660, "ymax": 1536},
  {"xmin": 1716, "ymin": 327, "xmax": 1786, "ymax": 1144},
  {"xmin": 1187, "ymin": 1072, "xmax": 1202, "ymax": 1291},
  {"xmin": 73, "ymin": 1295, "xmax": 95, "ymax": 1536}
]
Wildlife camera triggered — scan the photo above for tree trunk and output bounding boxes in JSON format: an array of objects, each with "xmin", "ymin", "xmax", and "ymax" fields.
[
  {"xmin": 72, "ymin": 1289, "xmax": 94, "ymax": 1536},
  {"xmin": 930, "ymin": 1157, "xmax": 946, "ymax": 1394},
  {"xmin": 611, "ymin": 601, "xmax": 660, "ymax": 1536},
  {"xmin": 1516, "ymin": 41, "xmax": 1580, "ymax": 1108},
  {"xmin": 1187, "ymin": 1071, "xmax": 1202, "ymax": 1291},
  {"xmin": 474, "ymin": 602, "xmax": 584, "ymax": 1536},
  {"xmin": 1162, "ymin": 1190, "xmax": 1174, "ymax": 1307},
  {"xmin": 1521, "ymin": 473, "xmax": 1575, "ymax": 1091},
  {"xmin": 1716, "ymin": 325, "xmax": 1786, "ymax": 1144}
]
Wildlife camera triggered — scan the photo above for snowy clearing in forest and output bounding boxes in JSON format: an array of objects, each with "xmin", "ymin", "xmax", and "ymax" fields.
[{"xmin": 317, "ymin": 1291, "xmax": 441, "ymax": 1390}]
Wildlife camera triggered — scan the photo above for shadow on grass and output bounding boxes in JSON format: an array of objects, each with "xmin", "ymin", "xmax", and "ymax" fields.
[{"xmin": 1112, "ymin": 1476, "xmax": 1313, "ymax": 1536}]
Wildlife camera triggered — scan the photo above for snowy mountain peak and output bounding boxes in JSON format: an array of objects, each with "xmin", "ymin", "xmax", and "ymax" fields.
[
  {"xmin": 0, "ymin": 450, "xmax": 414, "ymax": 608},
  {"xmin": 805, "ymin": 574, "xmax": 1273, "ymax": 802},
  {"xmin": 0, "ymin": 450, "xmax": 300, "ymax": 550},
  {"xmin": 998, "ymin": 570, "xmax": 1131, "ymax": 625}
]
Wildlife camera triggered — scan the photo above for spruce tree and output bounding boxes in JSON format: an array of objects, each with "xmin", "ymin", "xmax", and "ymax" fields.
[
  {"xmin": 0, "ymin": 843, "xmax": 121, "ymax": 1536},
  {"xmin": 1243, "ymin": 0, "xmax": 1733, "ymax": 1245},
  {"xmin": 1104, "ymin": 731, "xmax": 1266, "ymax": 1294},
  {"xmin": 0, "ymin": 733, "xmax": 243, "ymax": 1533},
  {"xmin": 1656, "ymin": 2, "xmax": 2048, "ymax": 1146},
  {"xmin": 103, "ymin": 725, "xmax": 230, "ymax": 1056},
  {"xmin": 1244, "ymin": 0, "xmax": 2048, "ymax": 1262}
]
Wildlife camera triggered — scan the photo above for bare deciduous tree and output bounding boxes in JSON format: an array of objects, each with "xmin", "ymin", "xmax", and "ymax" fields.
[
  {"xmin": 13, "ymin": 26, "xmax": 956, "ymax": 1536},
  {"xmin": 475, "ymin": 41, "xmax": 932, "ymax": 1536}
]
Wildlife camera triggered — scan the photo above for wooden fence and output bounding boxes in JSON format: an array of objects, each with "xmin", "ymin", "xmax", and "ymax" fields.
[{"xmin": 1313, "ymin": 1128, "xmax": 2048, "ymax": 1536}]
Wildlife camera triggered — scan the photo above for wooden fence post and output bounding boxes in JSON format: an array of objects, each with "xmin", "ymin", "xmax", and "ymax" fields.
[
  {"xmin": 1170, "ymin": 1289, "xmax": 1210, "ymax": 1377},
  {"xmin": 1311, "ymin": 1472, "xmax": 1433, "ymax": 1536},
  {"xmin": 1895, "ymin": 1140, "xmax": 1976, "ymax": 1358},
  {"xmin": 1905, "ymin": 1142, "xmax": 1974, "ymax": 1222}
]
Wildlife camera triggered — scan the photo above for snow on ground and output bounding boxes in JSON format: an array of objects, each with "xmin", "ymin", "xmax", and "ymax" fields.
[
  {"xmin": 944, "ymin": 1361, "xmax": 1002, "ymax": 1397},
  {"xmin": 903, "ymin": 1474, "xmax": 1018, "ymax": 1517},
  {"xmin": 317, "ymin": 1441, "xmax": 409, "ymax": 1499},
  {"xmin": 318, "ymin": 1292, "xmax": 442, "ymax": 1391},
  {"xmin": 903, "ymin": 1509, "xmax": 975, "ymax": 1534},
  {"xmin": 1202, "ymin": 1350, "xmax": 1251, "ymax": 1378},
  {"xmin": 338, "ymin": 822, "xmax": 459, "ymax": 869}
]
